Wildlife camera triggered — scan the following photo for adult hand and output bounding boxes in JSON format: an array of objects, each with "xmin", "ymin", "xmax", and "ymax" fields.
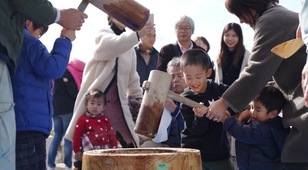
[
  {"xmin": 302, "ymin": 63, "xmax": 308, "ymax": 107},
  {"xmin": 296, "ymin": 24, "xmax": 302, "ymax": 38},
  {"xmin": 220, "ymin": 110, "xmax": 231, "ymax": 123},
  {"xmin": 58, "ymin": 9, "xmax": 88, "ymax": 30},
  {"xmin": 164, "ymin": 98, "xmax": 177, "ymax": 113},
  {"xmin": 60, "ymin": 28, "xmax": 76, "ymax": 41},
  {"xmin": 298, "ymin": 24, "xmax": 308, "ymax": 107},
  {"xmin": 137, "ymin": 22, "xmax": 155, "ymax": 38},
  {"xmin": 207, "ymin": 98, "xmax": 228, "ymax": 122}
]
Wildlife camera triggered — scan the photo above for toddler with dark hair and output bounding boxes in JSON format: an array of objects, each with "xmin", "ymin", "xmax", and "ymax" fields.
[
  {"xmin": 222, "ymin": 84, "xmax": 290, "ymax": 170},
  {"xmin": 73, "ymin": 89, "xmax": 118, "ymax": 170}
]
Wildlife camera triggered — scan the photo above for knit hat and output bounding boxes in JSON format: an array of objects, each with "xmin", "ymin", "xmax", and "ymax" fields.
[{"xmin": 67, "ymin": 59, "xmax": 85, "ymax": 90}]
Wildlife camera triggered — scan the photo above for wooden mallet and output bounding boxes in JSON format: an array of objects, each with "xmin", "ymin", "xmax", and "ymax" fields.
[
  {"xmin": 77, "ymin": 0, "xmax": 149, "ymax": 31},
  {"xmin": 134, "ymin": 70, "xmax": 204, "ymax": 139}
]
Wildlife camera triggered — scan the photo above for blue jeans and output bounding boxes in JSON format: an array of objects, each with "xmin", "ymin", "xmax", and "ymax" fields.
[{"xmin": 47, "ymin": 113, "xmax": 73, "ymax": 168}]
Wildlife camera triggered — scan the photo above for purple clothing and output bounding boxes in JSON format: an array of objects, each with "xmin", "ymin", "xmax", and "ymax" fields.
[{"xmin": 105, "ymin": 79, "xmax": 133, "ymax": 144}]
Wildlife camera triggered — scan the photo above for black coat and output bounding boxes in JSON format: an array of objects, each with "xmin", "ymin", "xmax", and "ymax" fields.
[
  {"xmin": 180, "ymin": 81, "xmax": 230, "ymax": 162},
  {"xmin": 53, "ymin": 70, "xmax": 79, "ymax": 116},
  {"xmin": 157, "ymin": 41, "xmax": 215, "ymax": 80}
]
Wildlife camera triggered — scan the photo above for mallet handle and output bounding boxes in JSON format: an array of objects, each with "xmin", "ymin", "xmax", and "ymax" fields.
[
  {"xmin": 167, "ymin": 90, "xmax": 204, "ymax": 108},
  {"xmin": 78, "ymin": 0, "xmax": 89, "ymax": 12}
]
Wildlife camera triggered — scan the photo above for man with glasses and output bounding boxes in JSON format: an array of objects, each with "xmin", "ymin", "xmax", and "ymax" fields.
[{"xmin": 157, "ymin": 15, "xmax": 215, "ymax": 80}]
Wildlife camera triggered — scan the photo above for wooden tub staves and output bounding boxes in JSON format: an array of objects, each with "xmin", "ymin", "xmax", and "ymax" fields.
[{"xmin": 82, "ymin": 148, "xmax": 202, "ymax": 170}]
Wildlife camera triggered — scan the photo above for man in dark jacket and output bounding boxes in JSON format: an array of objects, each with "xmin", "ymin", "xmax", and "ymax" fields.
[{"xmin": 156, "ymin": 15, "xmax": 215, "ymax": 80}]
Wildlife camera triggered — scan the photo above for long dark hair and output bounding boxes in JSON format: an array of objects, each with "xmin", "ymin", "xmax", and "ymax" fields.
[
  {"xmin": 217, "ymin": 23, "xmax": 245, "ymax": 69},
  {"xmin": 225, "ymin": 0, "xmax": 279, "ymax": 26}
]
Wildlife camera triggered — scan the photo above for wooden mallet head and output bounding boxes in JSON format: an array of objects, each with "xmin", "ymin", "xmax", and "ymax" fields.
[
  {"xmin": 134, "ymin": 70, "xmax": 204, "ymax": 139},
  {"xmin": 134, "ymin": 70, "xmax": 172, "ymax": 138}
]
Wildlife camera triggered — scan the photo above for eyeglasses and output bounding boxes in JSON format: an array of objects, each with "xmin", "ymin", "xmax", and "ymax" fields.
[{"xmin": 176, "ymin": 26, "xmax": 192, "ymax": 31}]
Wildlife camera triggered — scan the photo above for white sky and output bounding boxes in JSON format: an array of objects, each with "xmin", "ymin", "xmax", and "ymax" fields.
[{"xmin": 40, "ymin": 0, "xmax": 302, "ymax": 62}]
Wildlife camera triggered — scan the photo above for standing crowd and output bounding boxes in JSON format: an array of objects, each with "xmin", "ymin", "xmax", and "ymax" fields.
[{"xmin": 1, "ymin": 0, "xmax": 308, "ymax": 170}]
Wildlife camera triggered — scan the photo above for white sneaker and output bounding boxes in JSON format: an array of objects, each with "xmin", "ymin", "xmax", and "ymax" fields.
[{"xmin": 47, "ymin": 167, "xmax": 56, "ymax": 170}]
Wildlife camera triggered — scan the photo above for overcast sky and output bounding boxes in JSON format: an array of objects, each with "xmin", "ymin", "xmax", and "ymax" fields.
[{"xmin": 41, "ymin": 0, "xmax": 302, "ymax": 62}]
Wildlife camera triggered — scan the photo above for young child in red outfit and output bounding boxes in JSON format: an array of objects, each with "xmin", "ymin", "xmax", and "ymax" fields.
[{"xmin": 73, "ymin": 89, "xmax": 118, "ymax": 169}]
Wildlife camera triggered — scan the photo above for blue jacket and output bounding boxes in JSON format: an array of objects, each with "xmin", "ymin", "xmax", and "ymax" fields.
[
  {"xmin": 12, "ymin": 28, "xmax": 72, "ymax": 136},
  {"xmin": 224, "ymin": 116, "xmax": 290, "ymax": 170}
]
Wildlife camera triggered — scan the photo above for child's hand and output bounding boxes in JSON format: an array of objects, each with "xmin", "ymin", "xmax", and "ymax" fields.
[
  {"xmin": 60, "ymin": 28, "xmax": 76, "ymax": 41},
  {"xmin": 193, "ymin": 103, "xmax": 208, "ymax": 117},
  {"xmin": 236, "ymin": 108, "xmax": 251, "ymax": 123},
  {"xmin": 75, "ymin": 152, "xmax": 82, "ymax": 161}
]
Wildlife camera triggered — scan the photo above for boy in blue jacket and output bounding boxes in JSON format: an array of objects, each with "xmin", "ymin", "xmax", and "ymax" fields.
[
  {"xmin": 180, "ymin": 49, "xmax": 234, "ymax": 170},
  {"xmin": 222, "ymin": 83, "xmax": 290, "ymax": 170},
  {"xmin": 12, "ymin": 19, "xmax": 75, "ymax": 170}
]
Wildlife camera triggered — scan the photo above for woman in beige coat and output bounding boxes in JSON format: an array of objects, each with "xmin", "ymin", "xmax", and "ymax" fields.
[{"xmin": 65, "ymin": 17, "xmax": 154, "ymax": 148}]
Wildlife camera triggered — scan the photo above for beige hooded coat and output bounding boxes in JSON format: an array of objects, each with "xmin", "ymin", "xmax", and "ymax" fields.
[{"xmin": 65, "ymin": 27, "xmax": 143, "ymax": 146}]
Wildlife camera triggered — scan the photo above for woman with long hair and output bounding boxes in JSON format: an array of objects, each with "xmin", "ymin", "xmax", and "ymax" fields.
[{"xmin": 215, "ymin": 22, "xmax": 250, "ymax": 86}]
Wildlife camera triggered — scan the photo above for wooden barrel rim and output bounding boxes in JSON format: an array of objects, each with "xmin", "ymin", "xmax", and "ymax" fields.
[
  {"xmin": 82, "ymin": 147, "xmax": 202, "ymax": 170},
  {"xmin": 83, "ymin": 148, "xmax": 200, "ymax": 156}
]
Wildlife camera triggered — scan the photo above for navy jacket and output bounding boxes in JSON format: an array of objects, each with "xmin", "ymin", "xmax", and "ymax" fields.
[
  {"xmin": 224, "ymin": 116, "xmax": 290, "ymax": 170},
  {"xmin": 163, "ymin": 103, "xmax": 185, "ymax": 147},
  {"xmin": 53, "ymin": 70, "xmax": 78, "ymax": 116},
  {"xmin": 157, "ymin": 41, "xmax": 215, "ymax": 80},
  {"xmin": 134, "ymin": 45, "xmax": 158, "ymax": 86},
  {"xmin": 12, "ymin": 28, "xmax": 72, "ymax": 136}
]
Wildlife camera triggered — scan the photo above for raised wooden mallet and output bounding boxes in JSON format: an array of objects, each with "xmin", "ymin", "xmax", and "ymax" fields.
[{"xmin": 77, "ymin": 0, "xmax": 149, "ymax": 31}]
